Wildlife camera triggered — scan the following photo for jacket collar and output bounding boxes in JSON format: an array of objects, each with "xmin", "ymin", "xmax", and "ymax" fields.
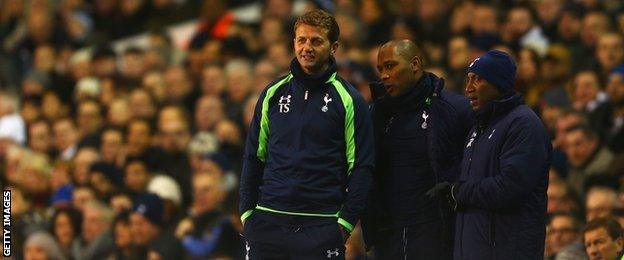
[
  {"xmin": 475, "ymin": 92, "xmax": 523, "ymax": 127},
  {"xmin": 370, "ymin": 72, "xmax": 443, "ymax": 113},
  {"xmin": 290, "ymin": 57, "xmax": 338, "ymax": 88}
]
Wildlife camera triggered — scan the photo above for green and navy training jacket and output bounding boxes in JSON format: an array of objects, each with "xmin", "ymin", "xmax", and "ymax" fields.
[{"xmin": 239, "ymin": 58, "xmax": 374, "ymax": 232}]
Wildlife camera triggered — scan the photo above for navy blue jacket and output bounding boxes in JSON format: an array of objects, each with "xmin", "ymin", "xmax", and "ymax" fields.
[
  {"xmin": 454, "ymin": 93, "xmax": 552, "ymax": 260},
  {"xmin": 364, "ymin": 73, "xmax": 473, "ymax": 242},
  {"xmin": 239, "ymin": 58, "xmax": 374, "ymax": 232}
]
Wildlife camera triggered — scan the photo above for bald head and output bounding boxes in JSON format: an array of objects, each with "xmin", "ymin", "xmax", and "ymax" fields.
[
  {"xmin": 377, "ymin": 39, "xmax": 424, "ymax": 97},
  {"xmin": 381, "ymin": 40, "xmax": 422, "ymax": 63}
]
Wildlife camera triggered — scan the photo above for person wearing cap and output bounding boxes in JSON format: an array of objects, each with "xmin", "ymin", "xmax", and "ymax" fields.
[
  {"xmin": 130, "ymin": 193, "xmax": 165, "ymax": 247},
  {"xmin": 362, "ymin": 39, "xmax": 473, "ymax": 259},
  {"xmin": 239, "ymin": 9, "xmax": 374, "ymax": 259},
  {"xmin": 428, "ymin": 50, "xmax": 552, "ymax": 259}
]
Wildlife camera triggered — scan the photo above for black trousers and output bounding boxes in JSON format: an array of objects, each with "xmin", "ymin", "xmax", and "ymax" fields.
[
  {"xmin": 243, "ymin": 214, "xmax": 346, "ymax": 259},
  {"xmin": 374, "ymin": 220, "xmax": 452, "ymax": 260}
]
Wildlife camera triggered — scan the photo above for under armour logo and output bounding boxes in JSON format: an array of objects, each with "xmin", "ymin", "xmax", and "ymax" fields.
[
  {"xmin": 488, "ymin": 129, "xmax": 496, "ymax": 139},
  {"xmin": 421, "ymin": 111, "xmax": 429, "ymax": 129},
  {"xmin": 137, "ymin": 204, "xmax": 146, "ymax": 214},
  {"xmin": 321, "ymin": 93, "xmax": 332, "ymax": 112},
  {"xmin": 279, "ymin": 95, "xmax": 291, "ymax": 113},
  {"xmin": 469, "ymin": 57, "xmax": 480, "ymax": 67},
  {"xmin": 326, "ymin": 248, "xmax": 340, "ymax": 258},
  {"xmin": 466, "ymin": 131, "xmax": 477, "ymax": 148}
]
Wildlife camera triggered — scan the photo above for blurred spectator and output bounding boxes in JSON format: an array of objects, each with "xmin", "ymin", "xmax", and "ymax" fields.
[
  {"xmin": 51, "ymin": 207, "xmax": 82, "ymax": 259},
  {"xmin": 586, "ymin": 187, "xmax": 622, "ymax": 222},
  {"xmin": 27, "ymin": 119, "xmax": 55, "ymax": 156},
  {"xmin": 548, "ymin": 180, "xmax": 581, "ymax": 215},
  {"xmin": 175, "ymin": 171, "xmax": 243, "ymax": 258},
  {"xmin": 565, "ymin": 125, "xmax": 615, "ymax": 196},
  {"xmin": 52, "ymin": 118, "xmax": 79, "ymax": 161},
  {"xmin": 0, "ymin": 90, "xmax": 26, "ymax": 145},
  {"xmin": 583, "ymin": 217, "xmax": 623, "ymax": 260},
  {"xmin": 73, "ymin": 200, "xmax": 114, "ymax": 259},
  {"xmin": 130, "ymin": 193, "xmax": 166, "ymax": 247},
  {"xmin": 546, "ymin": 212, "xmax": 586, "ymax": 260},
  {"xmin": 24, "ymin": 231, "xmax": 65, "ymax": 260}
]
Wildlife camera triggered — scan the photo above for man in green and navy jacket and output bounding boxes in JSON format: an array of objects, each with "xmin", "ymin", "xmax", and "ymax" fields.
[{"xmin": 238, "ymin": 9, "xmax": 374, "ymax": 259}]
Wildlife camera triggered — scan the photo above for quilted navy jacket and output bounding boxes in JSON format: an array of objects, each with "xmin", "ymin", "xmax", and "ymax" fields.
[{"xmin": 453, "ymin": 93, "xmax": 552, "ymax": 260}]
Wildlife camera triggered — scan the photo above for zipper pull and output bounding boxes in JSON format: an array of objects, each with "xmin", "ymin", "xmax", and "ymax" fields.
[{"xmin": 304, "ymin": 90, "xmax": 309, "ymax": 100}]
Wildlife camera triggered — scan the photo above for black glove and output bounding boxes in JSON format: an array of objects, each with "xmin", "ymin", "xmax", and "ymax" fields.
[{"xmin": 425, "ymin": 182, "xmax": 458, "ymax": 210}]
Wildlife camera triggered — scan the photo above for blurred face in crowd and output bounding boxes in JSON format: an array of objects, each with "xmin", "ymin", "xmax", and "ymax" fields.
[
  {"xmin": 192, "ymin": 173, "xmax": 225, "ymax": 214},
  {"xmin": 547, "ymin": 215, "xmax": 579, "ymax": 254},
  {"xmin": 24, "ymin": 242, "xmax": 49, "ymax": 260},
  {"xmin": 585, "ymin": 227, "xmax": 623, "ymax": 260},
  {"xmin": 215, "ymin": 120, "xmax": 241, "ymax": 145},
  {"xmin": 471, "ymin": 5, "xmax": 498, "ymax": 35},
  {"xmin": 377, "ymin": 42, "xmax": 420, "ymax": 97},
  {"xmin": 101, "ymin": 129, "xmax": 123, "ymax": 163},
  {"xmin": 565, "ymin": 128, "xmax": 598, "ymax": 168},
  {"xmin": 558, "ymin": 11, "xmax": 582, "ymax": 40},
  {"xmin": 77, "ymin": 101, "xmax": 103, "ymax": 136},
  {"xmin": 158, "ymin": 116, "xmax": 190, "ymax": 153},
  {"xmin": 268, "ymin": 43, "xmax": 291, "ymax": 73},
  {"xmin": 506, "ymin": 7, "xmax": 533, "ymax": 39},
  {"xmin": 82, "ymin": 204, "xmax": 111, "ymax": 243},
  {"xmin": 581, "ymin": 12, "xmax": 610, "ymax": 47},
  {"xmin": 465, "ymin": 72, "xmax": 501, "ymax": 110},
  {"xmin": 27, "ymin": 7, "xmax": 53, "ymax": 44},
  {"xmin": 447, "ymin": 36, "xmax": 470, "ymax": 70},
  {"xmin": 114, "ymin": 220, "xmax": 132, "ymax": 249},
  {"xmin": 607, "ymin": 73, "xmax": 624, "ymax": 103},
  {"xmin": 294, "ymin": 23, "xmax": 338, "ymax": 75},
  {"xmin": 90, "ymin": 171, "xmax": 115, "ymax": 199},
  {"xmin": 226, "ymin": 67, "xmax": 252, "ymax": 103},
  {"xmin": 254, "ymin": 60, "xmax": 277, "ymax": 94},
  {"xmin": 42, "ymin": 91, "xmax": 67, "ymax": 121},
  {"xmin": 93, "ymin": 56, "xmax": 117, "ymax": 78},
  {"xmin": 124, "ymin": 161, "xmax": 151, "ymax": 193},
  {"xmin": 537, "ymin": 0, "xmax": 563, "ymax": 24},
  {"xmin": 51, "ymin": 163, "xmax": 72, "ymax": 192},
  {"xmin": 164, "ymin": 66, "xmax": 192, "ymax": 103},
  {"xmin": 130, "ymin": 213, "xmax": 160, "ymax": 246},
  {"xmin": 554, "ymin": 112, "xmax": 583, "ymax": 149},
  {"xmin": 572, "ymin": 71, "xmax": 600, "ymax": 110},
  {"xmin": 586, "ymin": 189, "xmax": 619, "ymax": 222},
  {"xmin": 53, "ymin": 119, "xmax": 78, "ymax": 151},
  {"xmin": 596, "ymin": 34, "xmax": 624, "ymax": 72},
  {"xmin": 142, "ymin": 71, "xmax": 166, "ymax": 103},
  {"xmin": 72, "ymin": 187, "xmax": 95, "ymax": 212},
  {"xmin": 261, "ymin": 17, "xmax": 286, "ymax": 47},
  {"xmin": 54, "ymin": 212, "xmax": 76, "ymax": 247},
  {"xmin": 518, "ymin": 49, "xmax": 538, "ymax": 82},
  {"xmin": 107, "ymin": 98, "xmax": 130, "ymax": 127},
  {"xmin": 200, "ymin": 65, "xmax": 226, "ymax": 97},
  {"xmin": 129, "ymin": 89, "xmax": 156, "ymax": 120},
  {"xmin": 126, "ymin": 120, "xmax": 152, "ymax": 155},
  {"xmin": 547, "ymin": 181, "xmax": 575, "ymax": 213},
  {"xmin": 73, "ymin": 148, "xmax": 100, "ymax": 185},
  {"xmin": 28, "ymin": 121, "xmax": 52, "ymax": 154},
  {"xmin": 122, "ymin": 51, "xmax": 145, "ymax": 80},
  {"xmin": 34, "ymin": 45, "xmax": 56, "ymax": 73},
  {"xmin": 110, "ymin": 194, "xmax": 133, "ymax": 215},
  {"xmin": 195, "ymin": 96, "xmax": 223, "ymax": 132}
]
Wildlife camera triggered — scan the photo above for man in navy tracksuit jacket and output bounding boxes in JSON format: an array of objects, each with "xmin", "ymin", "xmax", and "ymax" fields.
[
  {"xmin": 239, "ymin": 10, "xmax": 374, "ymax": 259},
  {"xmin": 431, "ymin": 50, "xmax": 552, "ymax": 259},
  {"xmin": 363, "ymin": 40, "xmax": 473, "ymax": 259}
]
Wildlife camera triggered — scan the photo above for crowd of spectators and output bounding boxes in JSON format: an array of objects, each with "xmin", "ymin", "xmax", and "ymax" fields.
[{"xmin": 1, "ymin": 0, "xmax": 624, "ymax": 259}]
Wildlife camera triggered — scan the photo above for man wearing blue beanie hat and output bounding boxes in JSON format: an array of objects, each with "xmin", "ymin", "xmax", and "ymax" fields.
[{"xmin": 428, "ymin": 50, "xmax": 553, "ymax": 259}]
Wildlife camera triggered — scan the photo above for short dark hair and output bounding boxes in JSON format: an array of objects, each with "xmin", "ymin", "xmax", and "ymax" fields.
[
  {"xmin": 583, "ymin": 217, "xmax": 623, "ymax": 242},
  {"xmin": 294, "ymin": 9, "xmax": 340, "ymax": 43}
]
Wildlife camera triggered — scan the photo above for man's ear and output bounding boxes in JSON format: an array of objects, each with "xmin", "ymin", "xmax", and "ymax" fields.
[
  {"xmin": 331, "ymin": 41, "xmax": 339, "ymax": 55},
  {"xmin": 616, "ymin": 236, "xmax": 624, "ymax": 249},
  {"xmin": 411, "ymin": 56, "xmax": 422, "ymax": 73}
]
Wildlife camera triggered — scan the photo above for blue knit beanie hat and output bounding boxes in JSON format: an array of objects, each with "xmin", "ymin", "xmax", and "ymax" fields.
[{"xmin": 467, "ymin": 50, "xmax": 517, "ymax": 95}]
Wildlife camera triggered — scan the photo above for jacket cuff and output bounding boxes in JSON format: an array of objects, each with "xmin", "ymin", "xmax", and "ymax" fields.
[
  {"xmin": 337, "ymin": 218, "xmax": 355, "ymax": 233},
  {"xmin": 240, "ymin": 209, "xmax": 254, "ymax": 224}
]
